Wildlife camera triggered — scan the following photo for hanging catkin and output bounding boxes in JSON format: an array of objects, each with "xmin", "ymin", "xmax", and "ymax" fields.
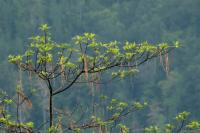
[
  {"xmin": 84, "ymin": 55, "xmax": 89, "ymax": 80},
  {"xmin": 17, "ymin": 91, "xmax": 32, "ymax": 109},
  {"xmin": 60, "ymin": 56, "xmax": 65, "ymax": 86},
  {"xmin": 159, "ymin": 49, "xmax": 170, "ymax": 77},
  {"xmin": 18, "ymin": 63, "xmax": 32, "ymax": 110},
  {"xmin": 28, "ymin": 71, "xmax": 32, "ymax": 90},
  {"xmin": 164, "ymin": 50, "xmax": 170, "ymax": 76}
]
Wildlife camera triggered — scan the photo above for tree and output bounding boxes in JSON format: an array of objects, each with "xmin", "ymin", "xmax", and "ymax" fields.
[
  {"xmin": 1, "ymin": 90, "xmax": 200, "ymax": 133},
  {"xmin": 8, "ymin": 24, "xmax": 177, "ymax": 132}
]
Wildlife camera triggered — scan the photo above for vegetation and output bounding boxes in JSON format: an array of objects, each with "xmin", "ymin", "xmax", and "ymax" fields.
[
  {"xmin": 7, "ymin": 23, "xmax": 174, "ymax": 132},
  {"xmin": 0, "ymin": 0, "xmax": 200, "ymax": 133}
]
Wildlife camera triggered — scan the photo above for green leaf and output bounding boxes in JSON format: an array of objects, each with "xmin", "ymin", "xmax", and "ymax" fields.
[{"xmin": 39, "ymin": 24, "xmax": 50, "ymax": 31}]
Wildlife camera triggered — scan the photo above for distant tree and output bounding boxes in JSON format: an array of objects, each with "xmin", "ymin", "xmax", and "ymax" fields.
[{"xmin": 8, "ymin": 24, "xmax": 177, "ymax": 132}]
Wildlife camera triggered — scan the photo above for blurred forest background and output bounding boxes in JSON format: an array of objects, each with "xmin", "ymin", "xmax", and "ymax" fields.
[{"xmin": 1, "ymin": 0, "xmax": 200, "ymax": 131}]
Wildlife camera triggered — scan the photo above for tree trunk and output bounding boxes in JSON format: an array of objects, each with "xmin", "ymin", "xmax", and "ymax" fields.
[{"xmin": 50, "ymin": 89, "xmax": 53, "ymax": 129}]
